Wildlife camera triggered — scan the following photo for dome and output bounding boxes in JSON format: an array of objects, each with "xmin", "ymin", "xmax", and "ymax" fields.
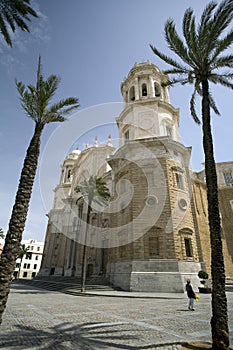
[
  {"xmin": 66, "ymin": 149, "xmax": 81, "ymax": 160},
  {"xmin": 71, "ymin": 149, "xmax": 81, "ymax": 155}
]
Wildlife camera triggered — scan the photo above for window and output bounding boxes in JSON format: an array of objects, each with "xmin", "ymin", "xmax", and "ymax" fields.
[
  {"xmin": 77, "ymin": 203, "xmax": 83, "ymax": 232},
  {"xmin": 149, "ymin": 236, "xmax": 159, "ymax": 256},
  {"xmin": 34, "ymin": 264, "xmax": 37, "ymax": 270},
  {"xmin": 67, "ymin": 169, "xmax": 72, "ymax": 182},
  {"xmin": 154, "ymin": 83, "xmax": 161, "ymax": 97},
  {"xmin": 23, "ymin": 263, "xmax": 27, "ymax": 268},
  {"xmin": 166, "ymin": 125, "xmax": 172, "ymax": 138},
  {"xmin": 124, "ymin": 130, "xmax": 129, "ymax": 143},
  {"xmin": 175, "ymin": 173, "xmax": 184, "ymax": 190},
  {"xmin": 129, "ymin": 86, "xmax": 135, "ymax": 101},
  {"xmin": 32, "ymin": 272, "xmax": 36, "ymax": 278},
  {"xmin": 35, "ymin": 255, "xmax": 39, "ymax": 260},
  {"xmin": 37, "ymin": 247, "xmax": 40, "ymax": 252},
  {"xmin": 184, "ymin": 238, "xmax": 192, "ymax": 257},
  {"xmin": 27, "ymin": 264, "xmax": 30, "ymax": 269},
  {"xmin": 142, "ymin": 83, "xmax": 147, "ymax": 96},
  {"xmin": 30, "ymin": 246, "xmax": 34, "ymax": 250},
  {"xmin": 23, "ymin": 272, "xmax": 28, "ymax": 277},
  {"xmin": 223, "ymin": 172, "xmax": 233, "ymax": 186}
]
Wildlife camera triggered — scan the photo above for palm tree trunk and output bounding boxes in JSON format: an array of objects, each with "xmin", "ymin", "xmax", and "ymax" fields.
[
  {"xmin": 81, "ymin": 202, "xmax": 91, "ymax": 292},
  {"xmin": 0, "ymin": 122, "xmax": 44, "ymax": 324},
  {"xmin": 202, "ymin": 80, "xmax": 229, "ymax": 350}
]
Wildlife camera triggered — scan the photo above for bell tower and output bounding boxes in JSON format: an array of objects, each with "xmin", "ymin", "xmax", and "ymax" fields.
[{"xmin": 117, "ymin": 61, "xmax": 181, "ymax": 147}]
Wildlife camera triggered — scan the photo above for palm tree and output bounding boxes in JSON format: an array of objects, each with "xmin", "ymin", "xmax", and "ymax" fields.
[
  {"xmin": 16, "ymin": 243, "xmax": 31, "ymax": 279},
  {"xmin": 0, "ymin": 0, "xmax": 38, "ymax": 47},
  {"xmin": 150, "ymin": 1, "xmax": 233, "ymax": 348},
  {"xmin": 75, "ymin": 176, "xmax": 110, "ymax": 292},
  {"xmin": 0, "ymin": 56, "xmax": 79, "ymax": 324}
]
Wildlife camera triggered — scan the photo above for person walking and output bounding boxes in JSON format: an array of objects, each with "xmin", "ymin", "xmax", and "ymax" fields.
[{"xmin": 186, "ymin": 279, "xmax": 196, "ymax": 311}]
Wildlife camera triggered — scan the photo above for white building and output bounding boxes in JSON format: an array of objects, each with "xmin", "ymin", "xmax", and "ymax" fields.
[{"xmin": 14, "ymin": 239, "xmax": 44, "ymax": 279}]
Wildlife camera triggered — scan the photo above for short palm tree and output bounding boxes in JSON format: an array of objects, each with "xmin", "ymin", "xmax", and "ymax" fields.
[
  {"xmin": 0, "ymin": 56, "xmax": 79, "ymax": 324},
  {"xmin": 16, "ymin": 243, "xmax": 31, "ymax": 279},
  {"xmin": 150, "ymin": 1, "xmax": 233, "ymax": 348},
  {"xmin": 75, "ymin": 176, "xmax": 110, "ymax": 292},
  {"xmin": 0, "ymin": 0, "xmax": 38, "ymax": 47}
]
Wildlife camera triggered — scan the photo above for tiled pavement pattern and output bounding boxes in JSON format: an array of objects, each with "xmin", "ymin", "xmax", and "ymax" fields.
[{"xmin": 0, "ymin": 283, "xmax": 232, "ymax": 350}]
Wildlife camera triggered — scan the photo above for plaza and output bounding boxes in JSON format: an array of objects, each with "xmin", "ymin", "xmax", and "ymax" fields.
[{"xmin": 0, "ymin": 282, "xmax": 232, "ymax": 349}]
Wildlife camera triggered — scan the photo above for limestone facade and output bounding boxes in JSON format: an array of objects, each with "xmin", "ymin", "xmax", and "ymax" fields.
[{"xmin": 40, "ymin": 62, "xmax": 233, "ymax": 292}]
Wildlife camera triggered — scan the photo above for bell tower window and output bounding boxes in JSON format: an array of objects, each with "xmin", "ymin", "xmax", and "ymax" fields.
[
  {"xmin": 166, "ymin": 125, "xmax": 173, "ymax": 138},
  {"xmin": 124, "ymin": 129, "xmax": 129, "ymax": 143},
  {"xmin": 129, "ymin": 86, "xmax": 135, "ymax": 101},
  {"xmin": 154, "ymin": 83, "xmax": 161, "ymax": 97},
  {"xmin": 142, "ymin": 83, "xmax": 147, "ymax": 96}
]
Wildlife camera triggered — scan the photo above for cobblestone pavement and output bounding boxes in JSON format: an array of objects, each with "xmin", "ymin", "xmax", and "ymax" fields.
[{"xmin": 0, "ymin": 283, "xmax": 232, "ymax": 350}]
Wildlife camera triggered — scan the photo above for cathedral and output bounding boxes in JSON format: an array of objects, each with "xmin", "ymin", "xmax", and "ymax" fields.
[{"xmin": 40, "ymin": 62, "xmax": 233, "ymax": 292}]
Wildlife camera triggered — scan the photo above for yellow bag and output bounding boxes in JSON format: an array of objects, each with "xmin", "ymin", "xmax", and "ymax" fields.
[{"xmin": 195, "ymin": 294, "xmax": 200, "ymax": 301}]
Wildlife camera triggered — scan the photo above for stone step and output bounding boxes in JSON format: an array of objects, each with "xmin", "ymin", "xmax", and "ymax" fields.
[{"xmin": 14, "ymin": 276, "xmax": 115, "ymax": 295}]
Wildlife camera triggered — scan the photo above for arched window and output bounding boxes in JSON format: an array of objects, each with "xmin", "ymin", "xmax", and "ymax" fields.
[
  {"xmin": 142, "ymin": 83, "xmax": 147, "ymax": 96},
  {"xmin": 154, "ymin": 83, "xmax": 161, "ymax": 97},
  {"xmin": 129, "ymin": 86, "xmax": 135, "ymax": 101},
  {"xmin": 166, "ymin": 124, "xmax": 173, "ymax": 138},
  {"xmin": 67, "ymin": 169, "xmax": 72, "ymax": 182}
]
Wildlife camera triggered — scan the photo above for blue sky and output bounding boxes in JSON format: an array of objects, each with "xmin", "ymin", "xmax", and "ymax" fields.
[{"xmin": 0, "ymin": 0, "xmax": 233, "ymax": 243}]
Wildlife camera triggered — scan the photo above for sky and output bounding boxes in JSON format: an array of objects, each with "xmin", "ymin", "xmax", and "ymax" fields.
[{"xmin": 0, "ymin": 0, "xmax": 233, "ymax": 243}]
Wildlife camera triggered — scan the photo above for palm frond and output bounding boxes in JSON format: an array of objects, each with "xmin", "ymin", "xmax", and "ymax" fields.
[
  {"xmin": 211, "ymin": 54, "xmax": 233, "ymax": 69},
  {"xmin": 0, "ymin": 0, "xmax": 38, "ymax": 46},
  {"xmin": 183, "ymin": 7, "xmax": 193, "ymax": 43},
  {"xmin": 210, "ymin": 30, "xmax": 233, "ymax": 63},
  {"xmin": 48, "ymin": 98, "xmax": 79, "ymax": 115},
  {"xmin": 44, "ymin": 75, "xmax": 60, "ymax": 101},
  {"xmin": 198, "ymin": 1, "xmax": 217, "ymax": 36},
  {"xmin": 149, "ymin": 44, "xmax": 188, "ymax": 71},
  {"xmin": 44, "ymin": 114, "xmax": 67, "ymax": 124},
  {"xmin": 0, "ymin": 13, "xmax": 11, "ymax": 46},
  {"xmin": 210, "ymin": 74, "xmax": 233, "ymax": 88},
  {"xmin": 164, "ymin": 19, "xmax": 196, "ymax": 68},
  {"xmin": 208, "ymin": 0, "xmax": 233, "ymax": 45},
  {"xmin": 182, "ymin": 8, "xmax": 200, "ymax": 66},
  {"xmin": 161, "ymin": 76, "xmax": 189, "ymax": 87},
  {"xmin": 16, "ymin": 56, "xmax": 79, "ymax": 124},
  {"xmin": 190, "ymin": 89, "xmax": 201, "ymax": 124},
  {"xmin": 4, "ymin": 10, "xmax": 16, "ymax": 32},
  {"xmin": 75, "ymin": 176, "xmax": 110, "ymax": 207},
  {"xmin": 209, "ymin": 91, "xmax": 220, "ymax": 115}
]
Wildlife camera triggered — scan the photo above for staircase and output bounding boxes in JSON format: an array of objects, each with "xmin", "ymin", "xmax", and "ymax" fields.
[{"xmin": 13, "ymin": 275, "xmax": 115, "ymax": 295}]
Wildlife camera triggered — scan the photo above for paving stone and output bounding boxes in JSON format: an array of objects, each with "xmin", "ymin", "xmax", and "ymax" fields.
[{"xmin": 0, "ymin": 283, "xmax": 232, "ymax": 349}]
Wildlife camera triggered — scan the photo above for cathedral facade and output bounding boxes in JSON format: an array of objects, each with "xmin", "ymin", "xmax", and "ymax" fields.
[{"xmin": 40, "ymin": 62, "xmax": 233, "ymax": 292}]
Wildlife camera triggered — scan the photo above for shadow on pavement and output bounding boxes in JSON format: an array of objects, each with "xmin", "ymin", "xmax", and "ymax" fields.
[{"xmin": 0, "ymin": 321, "xmax": 189, "ymax": 350}]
